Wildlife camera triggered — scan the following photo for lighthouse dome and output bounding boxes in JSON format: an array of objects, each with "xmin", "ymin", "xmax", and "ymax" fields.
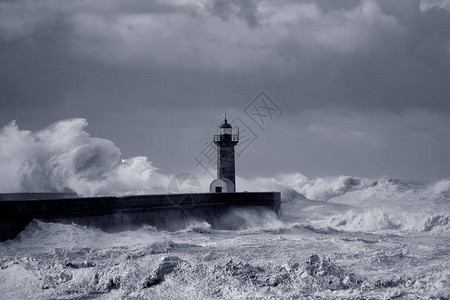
[{"xmin": 220, "ymin": 120, "xmax": 232, "ymax": 128}]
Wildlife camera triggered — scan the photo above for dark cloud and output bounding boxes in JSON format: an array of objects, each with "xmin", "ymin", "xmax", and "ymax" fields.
[
  {"xmin": 307, "ymin": 0, "xmax": 361, "ymax": 12},
  {"xmin": 1, "ymin": 0, "xmax": 446, "ymax": 112},
  {"xmin": 208, "ymin": 0, "xmax": 260, "ymax": 27}
]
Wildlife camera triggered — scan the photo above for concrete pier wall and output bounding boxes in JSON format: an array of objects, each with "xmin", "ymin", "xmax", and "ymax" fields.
[{"xmin": 0, "ymin": 192, "xmax": 281, "ymax": 241}]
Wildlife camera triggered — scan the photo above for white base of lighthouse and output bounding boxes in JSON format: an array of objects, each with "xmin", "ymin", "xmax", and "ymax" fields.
[{"xmin": 210, "ymin": 178, "xmax": 235, "ymax": 193}]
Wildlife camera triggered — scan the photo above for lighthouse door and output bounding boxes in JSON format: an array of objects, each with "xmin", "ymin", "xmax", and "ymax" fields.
[{"xmin": 215, "ymin": 187, "xmax": 222, "ymax": 193}]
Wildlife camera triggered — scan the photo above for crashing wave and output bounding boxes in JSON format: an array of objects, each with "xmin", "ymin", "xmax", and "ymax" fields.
[
  {"xmin": 0, "ymin": 119, "xmax": 168, "ymax": 196},
  {"xmin": 295, "ymin": 176, "xmax": 376, "ymax": 201},
  {"xmin": 322, "ymin": 209, "xmax": 450, "ymax": 232}
]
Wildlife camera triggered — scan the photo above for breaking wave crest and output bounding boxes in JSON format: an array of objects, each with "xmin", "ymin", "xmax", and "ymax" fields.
[
  {"xmin": 0, "ymin": 119, "xmax": 168, "ymax": 196},
  {"xmin": 239, "ymin": 173, "xmax": 372, "ymax": 201},
  {"xmin": 272, "ymin": 173, "xmax": 450, "ymax": 206},
  {"xmin": 258, "ymin": 174, "xmax": 450, "ymax": 233},
  {"xmin": 9, "ymin": 220, "xmax": 165, "ymax": 251},
  {"xmin": 239, "ymin": 172, "xmax": 433, "ymax": 202},
  {"xmin": 323, "ymin": 209, "xmax": 450, "ymax": 232},
  {"xmin": 295, "ymin": 176, "xmax": 375, "ymax": 201}
]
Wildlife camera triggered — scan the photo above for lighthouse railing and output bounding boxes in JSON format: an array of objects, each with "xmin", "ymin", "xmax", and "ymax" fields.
[{"xmin": 214, "ymin": 134, "xmax": 239, "ymax": 142}]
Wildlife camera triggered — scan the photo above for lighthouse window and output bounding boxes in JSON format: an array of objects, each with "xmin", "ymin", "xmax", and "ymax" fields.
[{"xmin": 221, "ymin": 128, "xmax": 232, "ymax": 134}]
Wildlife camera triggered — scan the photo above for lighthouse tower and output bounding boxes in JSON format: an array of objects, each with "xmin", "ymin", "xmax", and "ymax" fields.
[{"xmin": 210, "ymin": 116, "xmax": 239, "ymax": 193}]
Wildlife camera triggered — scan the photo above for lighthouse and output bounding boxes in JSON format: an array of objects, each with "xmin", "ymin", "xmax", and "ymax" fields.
[{"xmin": 210, "ymin": 116, "xmax": 239, "ymax": 193}]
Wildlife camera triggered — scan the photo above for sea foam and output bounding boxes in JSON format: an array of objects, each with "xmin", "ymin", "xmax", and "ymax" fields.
[{"xmin": 0, "ymin": 119, "xmax": 168, "ymax": 196}]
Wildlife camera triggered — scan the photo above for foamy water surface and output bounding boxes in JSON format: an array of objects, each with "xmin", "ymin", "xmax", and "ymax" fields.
[{"xmin": 1, "ymin": 176, "xmax": 450, "ymax": 299}]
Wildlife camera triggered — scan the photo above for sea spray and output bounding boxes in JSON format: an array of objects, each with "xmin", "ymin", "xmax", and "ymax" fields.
[{"xmin": 0, "ymin": 119, "xmax": 168, "ymax": 196}]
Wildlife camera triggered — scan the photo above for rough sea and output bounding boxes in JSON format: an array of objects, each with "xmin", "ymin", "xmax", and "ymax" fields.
[{"xmin": 1, "ymin": 175, "xmax": 450, "ymax": 299}]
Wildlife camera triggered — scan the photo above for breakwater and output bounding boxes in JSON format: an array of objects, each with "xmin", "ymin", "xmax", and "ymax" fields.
[{"xmin": 0, "ymin": 192, "xmax": 281, "ymax": 241}]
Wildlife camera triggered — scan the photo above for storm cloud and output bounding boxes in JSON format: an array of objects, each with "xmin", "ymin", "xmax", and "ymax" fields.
[{"xmin": 1, "ymin": 0, "xmax": 449, "ymax": 183}]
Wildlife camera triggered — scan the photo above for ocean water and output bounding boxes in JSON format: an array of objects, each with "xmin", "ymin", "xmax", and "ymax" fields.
[{"xmin": 1, "ymin": 176, "xmax": 450, "ymax": 299}]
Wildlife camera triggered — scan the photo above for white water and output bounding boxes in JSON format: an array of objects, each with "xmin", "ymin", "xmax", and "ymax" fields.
[
  {"xmin": 1, "ymin": 176, "xmax": 450, "ymax": 299},
  {"xmin": 0, "ymin": 119, "xmax": 168, "ymax": 196},
  {"xmin": 1, "ymin": 120, "xmax": 450, "ymax": 299}
]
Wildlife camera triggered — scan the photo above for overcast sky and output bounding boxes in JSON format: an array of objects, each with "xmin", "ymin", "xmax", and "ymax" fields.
[{"xmin": 1, "ymin": 0, "xmax": 449, "ymax": 182}]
